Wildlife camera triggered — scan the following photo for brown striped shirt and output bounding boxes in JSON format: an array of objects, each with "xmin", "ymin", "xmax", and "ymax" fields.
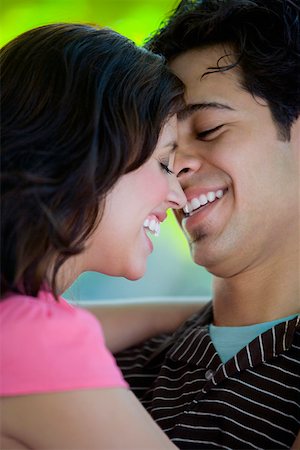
[{"xmin": 116, "ymin": 302, "xmax": 300, "ymax": 449}]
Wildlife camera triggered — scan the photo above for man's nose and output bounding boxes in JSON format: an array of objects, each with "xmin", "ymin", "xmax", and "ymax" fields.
[{"xmin": 174, "ymin": 149, "xmax": 204, "ymax": 182}]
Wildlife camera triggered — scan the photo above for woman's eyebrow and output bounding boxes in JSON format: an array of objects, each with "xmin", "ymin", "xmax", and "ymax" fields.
[{"xmin": 177, "ymin": 102, "xmax": 235, "ymax": 121}]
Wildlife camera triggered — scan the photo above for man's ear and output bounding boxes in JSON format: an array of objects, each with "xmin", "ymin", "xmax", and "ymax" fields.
[
  {"xmin": 291, "ymin": 116, "xmax": 300, "ymax": 155},
  {"xmin": 291, "ymin": 117, "xmax": 300, "ymax": 202}
]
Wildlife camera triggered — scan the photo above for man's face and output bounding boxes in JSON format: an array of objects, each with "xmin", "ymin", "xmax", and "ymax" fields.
[{"xmin": 171, "ymin": 46, "xmax": 300, "ymax": 278}]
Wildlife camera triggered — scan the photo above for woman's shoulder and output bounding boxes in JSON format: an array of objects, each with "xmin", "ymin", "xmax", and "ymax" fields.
[
  {"xmin": 0, "ymin": 291, "xmax": 127, "ymax": 396},
  {"xmin": 0, "ymin": 290, "xmax": 103, "ymax": 335},
  {"xmin": 2, "ymin": 290, "xmax": 85, "ymax": 317}
]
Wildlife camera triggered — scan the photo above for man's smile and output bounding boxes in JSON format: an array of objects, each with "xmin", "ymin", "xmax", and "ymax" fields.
[{"xmin": 183, "ymin": 187, "xmax": 228, "ymax": 217}]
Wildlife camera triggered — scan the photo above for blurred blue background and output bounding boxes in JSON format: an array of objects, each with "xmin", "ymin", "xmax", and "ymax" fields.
[
  {"xmin": 1, "ymin": 0, "xmax": 212, "ymax": 301},
  {"xmin": 65, "ymin": 211, "xmax": 212, "ymax": 301}
]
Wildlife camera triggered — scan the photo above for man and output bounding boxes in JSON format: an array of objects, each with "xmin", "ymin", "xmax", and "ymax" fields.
[{"xmin": 116, "ymin": 1, "xmax": 300, "ymax": 448}]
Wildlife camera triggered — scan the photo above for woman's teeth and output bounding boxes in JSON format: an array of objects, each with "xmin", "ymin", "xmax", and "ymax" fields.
[
  {"xmin": 143, "ymin": 218, "xmax": 160, "ymax": 237},
  {"xmin": 183, "ymin": 189, "xmax": 225, "ymax": 215}
]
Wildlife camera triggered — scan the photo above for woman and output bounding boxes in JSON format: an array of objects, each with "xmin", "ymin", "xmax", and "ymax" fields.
[{"xmin": 0, "ymin": 23, "xmax": 186, "ymax": 449}]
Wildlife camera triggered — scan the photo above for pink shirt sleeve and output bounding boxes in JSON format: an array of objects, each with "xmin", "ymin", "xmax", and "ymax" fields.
[{"xmin": 0, "ymin": 291, "xmax": 128, "ymax": 396}]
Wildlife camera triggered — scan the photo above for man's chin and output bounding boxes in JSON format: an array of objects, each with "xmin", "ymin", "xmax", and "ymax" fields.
[{"xmin": 190, "ymin": 241, "xmax": 225, "ymax": 275}]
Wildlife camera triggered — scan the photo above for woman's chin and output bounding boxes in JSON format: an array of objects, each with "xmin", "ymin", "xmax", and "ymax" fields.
[
  {"xmin": 123, "ymin": 262, "xmax": 147, "ymax": 281},
  {"xmin": 89, "ymin": 257, "xmax": 147, "ymax": 280}
]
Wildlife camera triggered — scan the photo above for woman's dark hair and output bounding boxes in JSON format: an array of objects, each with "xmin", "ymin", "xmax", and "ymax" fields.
[
  {"xmin": 1, "ymin": 23, "xmax": 184, "ymax": 298},
  {"xmin": 146, "ymin": 0, "xmax": 300, "ymax": 140}
]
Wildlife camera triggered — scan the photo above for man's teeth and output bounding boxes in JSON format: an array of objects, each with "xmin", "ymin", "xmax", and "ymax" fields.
[
  {"xmin": 183, "ymin": 189, "xmax": 224, "ymax": 215},
  {"xmin": 143, "ymin": 218, "xmax": 160, "ymax": 237}
]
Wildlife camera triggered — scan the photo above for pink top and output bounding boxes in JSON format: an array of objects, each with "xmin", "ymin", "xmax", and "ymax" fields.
[{"xmin": 0, "ymin": 290, "xmax": 128, "ymax": 396}]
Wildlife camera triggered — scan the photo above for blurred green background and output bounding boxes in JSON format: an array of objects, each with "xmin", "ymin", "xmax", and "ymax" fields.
[
  {"xmin": 1, "ymin": 0, "xmax": 212, "ymax": 301},
  {"xmin": 0, "ymin": 0, "xmax": 179, "ymax": 47}
]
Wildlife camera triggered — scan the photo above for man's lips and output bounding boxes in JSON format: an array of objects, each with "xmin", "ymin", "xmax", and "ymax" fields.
[
  {"xmin": 181, "ymin": 187, "xmax": 228, "ymax": 231},
  {"xmin": 183, "ymin": 187, "xmax": 228, "ymax": 216}
]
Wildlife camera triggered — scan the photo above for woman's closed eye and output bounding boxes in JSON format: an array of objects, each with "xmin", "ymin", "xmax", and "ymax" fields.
[
  {"xmin": 196, "ymin": 124, "xmax": 224, "ymax": 141},
  {"xmin": 160, "ymin": 162, "xmax": 174, "ymax": 175}
]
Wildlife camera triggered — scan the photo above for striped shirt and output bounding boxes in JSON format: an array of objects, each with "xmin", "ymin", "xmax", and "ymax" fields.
[{"xmin": 116, "ymin": 302, "xmax": 300, "ymax": 449}]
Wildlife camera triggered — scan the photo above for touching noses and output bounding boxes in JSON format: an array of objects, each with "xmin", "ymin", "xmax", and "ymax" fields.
[
  {"xmin": 165, "ymin": 147, "xmax": 205, "ymax": 210},
  {"xmin": 167, "ymin": 173, "xmax": 187, "ymax": 210}
]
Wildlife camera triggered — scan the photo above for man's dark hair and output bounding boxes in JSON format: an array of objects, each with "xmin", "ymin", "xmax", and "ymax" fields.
[
  {"xmin": 1, "ymin": 23, "xmax": 184, "ymax": 298},
  {"xmin": 146, "ymin": 0, "xmax": 300, "ymax": 140}
]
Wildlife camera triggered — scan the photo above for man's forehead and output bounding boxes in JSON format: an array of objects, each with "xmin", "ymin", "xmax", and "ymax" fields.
[
  {"xmin": 170, "ymin": 46, "xmax": 243, "ymax": 109},
  {"xmin": 170, "ymin": 45, "xmax": 236, "ymax": 79}
]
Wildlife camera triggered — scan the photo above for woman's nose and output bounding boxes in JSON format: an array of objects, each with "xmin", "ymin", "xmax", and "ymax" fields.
[{"xmin": 167, "ymin": 173, "xmax": 187, "ymax": 210}]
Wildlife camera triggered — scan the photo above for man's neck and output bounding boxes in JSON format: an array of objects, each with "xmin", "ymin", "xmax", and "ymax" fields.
[{"xmin": 212, "ymin": 252, "xmax": 300, "ymax": 326}]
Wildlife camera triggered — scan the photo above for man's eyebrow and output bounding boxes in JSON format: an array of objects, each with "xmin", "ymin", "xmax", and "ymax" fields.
[{"xmin": 177, "ymin": 102, "xmax": 235, "ymax": 121}]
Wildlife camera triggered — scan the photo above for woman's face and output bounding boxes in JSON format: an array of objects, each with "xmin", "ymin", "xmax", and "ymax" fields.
[{"xmin": 81, "ymin": 116, "xmax": 186, "ymax": 280}]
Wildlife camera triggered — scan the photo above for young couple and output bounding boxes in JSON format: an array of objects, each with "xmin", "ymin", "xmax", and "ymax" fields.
[{"xmin": 1, "ymin": 0, "xmax": 299, "ymax": 449}]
